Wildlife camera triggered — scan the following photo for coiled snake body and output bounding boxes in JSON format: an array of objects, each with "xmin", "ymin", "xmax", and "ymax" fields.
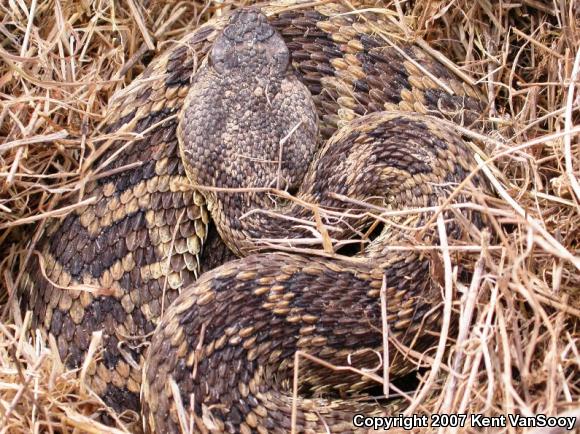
[{"xmin": 20, "ymin": 3, "xmax": 489, "ymax": 433}]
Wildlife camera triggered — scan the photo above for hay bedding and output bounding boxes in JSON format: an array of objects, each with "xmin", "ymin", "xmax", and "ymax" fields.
[{"xmin": 0, "ymin": 0, "xmax": 578, "ymax": 432}]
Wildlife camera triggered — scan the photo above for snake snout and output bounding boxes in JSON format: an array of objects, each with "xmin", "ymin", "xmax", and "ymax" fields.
[{"xmin": 211, "ymin": 9, "xmax": 288, "ymax": 75}]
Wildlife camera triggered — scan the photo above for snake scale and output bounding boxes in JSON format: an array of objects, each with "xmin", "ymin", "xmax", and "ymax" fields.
[{"xmin": 19, "ymin": 2, "xmax": 490, "ymax": 433}]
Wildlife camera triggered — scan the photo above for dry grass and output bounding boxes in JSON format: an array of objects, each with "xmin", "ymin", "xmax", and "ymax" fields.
[{"xmin": 0, "ymin": 0, "xmax": 578, "ymax": 432}]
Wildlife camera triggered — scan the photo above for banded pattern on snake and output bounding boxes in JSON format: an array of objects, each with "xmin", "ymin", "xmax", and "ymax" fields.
[{"xmin": 19, "ymin": 2, "xmax": 490, "ymax": 432}]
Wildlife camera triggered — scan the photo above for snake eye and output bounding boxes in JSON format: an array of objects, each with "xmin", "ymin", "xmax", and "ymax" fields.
[
  {"xmin": 266, "ymin": 34, "xmax": 290, "ymax": 73},
  {"xmin": 209, "ymin": 37, "xmax": 229, "ymax": 73}
]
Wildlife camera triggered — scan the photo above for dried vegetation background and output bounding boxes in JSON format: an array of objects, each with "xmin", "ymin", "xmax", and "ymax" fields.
[{"xmin": 0, "ymin": 0, "xmax": 578, "ymax": 433}]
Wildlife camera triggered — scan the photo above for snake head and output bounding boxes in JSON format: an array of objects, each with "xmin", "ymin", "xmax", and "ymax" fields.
[
  {"xmin": 179, "ymin": 7, "xmax": 318, "ymax": 256},
  {"xmin": 209, "ymin": 8, "xmax": 289, "ymax": 75}
]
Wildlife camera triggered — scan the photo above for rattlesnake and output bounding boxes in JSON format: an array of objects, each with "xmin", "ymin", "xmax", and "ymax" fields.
[{"xmin": 20, "ymin": 3, "xmax": 490, "ymax": 432}]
